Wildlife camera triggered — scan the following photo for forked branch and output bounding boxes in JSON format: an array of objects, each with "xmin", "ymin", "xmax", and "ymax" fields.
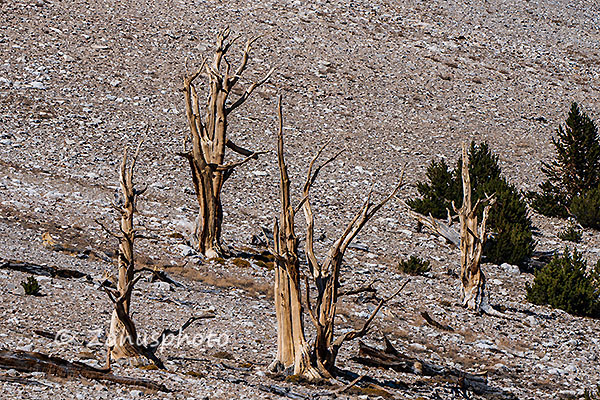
[
  {"xmin": 227, "ymin": 67, "xmax": 275, "ymax": 115},
  {"xmin": 332, "ymin": 279, "xmax": 410, "ymax": 350}
]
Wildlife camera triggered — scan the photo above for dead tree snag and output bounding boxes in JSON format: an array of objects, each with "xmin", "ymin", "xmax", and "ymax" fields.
[
  {"xmin": 103, "ymin": 142, "xmax": 160, "ymax": 366},
  {"xmin": 454, "ymin": 143, "xmax": 495, "ymax": 313},
  {"xmin": 269, "ymin": 97, "xmax": 406, "ymax": 380},
  {"xmin": 101, "ymin": 144, "xmax": 215, "ymax": 368},
  {"xmin": 179, "ymin": 28, "xmax": 272, "ymax": 258}
]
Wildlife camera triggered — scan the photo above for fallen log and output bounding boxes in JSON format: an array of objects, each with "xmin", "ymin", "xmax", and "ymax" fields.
[
  {"xmin": 353, "ymin": 338, "xmax": 493, "ymax": 395},
  {"xmin": 404, "ymin": 205, "xmax": 460, "ymax": 247},
  {"xmin": 136, "ymin": 267, "xmax": 185, "ymax": 288},
  {"xmin": 0, "ymin": 350, "xmax": 167, "ymax": 391},
  {"xmin": 0, "ymin": 375, "xmax": 51, "ymax": 386},
  {"xmin": 0, "ymin": 260, "xmax": 91, "ymax": 280},
  {"xmin": 420, "ymin": 311, "xmax": 454, "ymax": 332}
]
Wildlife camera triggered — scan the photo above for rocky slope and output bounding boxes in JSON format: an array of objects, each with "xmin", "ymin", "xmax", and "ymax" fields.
[{"xmin": 0, "ymin": 0, "xmax": 599, "ymax": 398}]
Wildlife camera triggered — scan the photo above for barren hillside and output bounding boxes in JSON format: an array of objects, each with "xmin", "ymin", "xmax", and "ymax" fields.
[{"xmin": 0, "ymin": 0, "xmax": 599, "ymax": 399}]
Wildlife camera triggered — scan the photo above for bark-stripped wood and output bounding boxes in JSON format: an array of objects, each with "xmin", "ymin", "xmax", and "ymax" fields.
[
  {"xmin": 268, "ymin": 96, "xmax": 322, "ymax": 380},
  {"xmin": 353, "ymin": 339, "xmax": 492, "ymax": 395},
  {"xmin": 453, "ymin": 143, "xmax": 495, "ymax": 313},
  {"xmin": 102, "ymin": 144, "xmax": 215, "ymax": 368},
  {"xmin": 0, "ymin": 350, "xmax": 167, "ymax": 392},
  {"xmin": 105, "ymin": 141, "xmax": 152, "ymax": 365},
  {"xmin": 405, "ymin": 205, "xmax": 461, "ymax": 247},
  {"xmin": 179, "ymin": 28, "xmax": 272, "ymax": 258},
  {"xmin": 269, "ymin": 96, "xmax": 406, "ymax": 380}
]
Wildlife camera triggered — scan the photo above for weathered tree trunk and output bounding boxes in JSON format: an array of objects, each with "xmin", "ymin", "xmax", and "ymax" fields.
[
  {"xmin": 98, "ymin": 144, "xmax": 214, "ymax": 368},
  {"xmin": 269, "ymin": 97, "xmax": 406, "ymax": 380},
  {"xmin": 180, "ymin": 28, "xmax": 272, "ymax": 258},
  {"xmin": 100, "ymin": 145, "xmax": 162, "ymax": 368},
  {"xmin": 106, "ymin": 143, "xmax": 147, "ymax": 362},
  {"xmin": 454, "ymin": 143, "xmax": 495, "ymax": 312},
  {"xmin": 269, "ymin": 97, "xmax": 322, "ymax": 380}
]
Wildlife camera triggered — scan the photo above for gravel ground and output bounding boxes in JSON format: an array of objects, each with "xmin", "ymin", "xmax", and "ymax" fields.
[{"xmin": 1, "ymin": 0, "xmax": 599, "ymax": 398}]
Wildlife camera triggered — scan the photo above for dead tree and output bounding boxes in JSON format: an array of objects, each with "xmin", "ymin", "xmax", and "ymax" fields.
[
  {"xmin": 453, "ymin": 143, "xmax": 495, "ymax": 313},
  {"xmin": 179, "ymin": 28, "xmax": 272, "ymax": 258},
  {"xmin": 353, "ymin": 338, "xmax": 495, "ymax": 395},
  {"xmin": 103, "ymin": 142, "xmax": 158, "ymax": 366},
  {"xmin": 101, "ymin": 144, "xmax": 215, "ymax": 368},
  {"xmin": 268, "ymin": 97, "xmax": 406, "ymax": 380}
]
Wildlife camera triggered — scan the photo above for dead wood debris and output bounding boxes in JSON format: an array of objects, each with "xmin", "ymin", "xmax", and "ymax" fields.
[
  {"xmin": 353, "ymin": 338, "xmax": 497, "ymax": 395},
  {"xmin": 0, "ymin": 259, "xmax": 91, "ymax": 280},
  {"xmin": 404, "ymin": 205, "xmax": 460, "ymax": 248},
  {"xmin": 0, "ymin": 350, "xmax": 167, "ymax": 392},
  {"xmin": 420, "ymin": 311, "xmax": 454, "ymax": 332},
  {"xmin": 136, "ymin": 267, "xmax": 185, "ymax": 288}
]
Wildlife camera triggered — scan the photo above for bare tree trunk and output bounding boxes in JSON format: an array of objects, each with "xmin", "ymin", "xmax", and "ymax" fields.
[
  {"xmin": 107, "ymin": 143, "xmax": 146, "ymax": 361},
  {"xmin": 454, "ymin": 143, "xmax": 495, "ymax": 313},
  {"xmin": 269, "ymin": 97, "xmax": 406, "ymax": 380},
  {"xmin": 183, "ymin": 159, "xmax": 224, "ymax": 259},
  {"xmin": 100, "ymin": 143, "xmax": 213, "ymax": 368},
  {"xmin": 180, "ymin": 28, "xmax": 272, "ymax": 258},
  {"xmin": 101, "ymin": 144, "xmax": 164, "ymax": 368},
  {"xmin": 269, "ymin": 98, "xmax": 322, "ymax": 380}
]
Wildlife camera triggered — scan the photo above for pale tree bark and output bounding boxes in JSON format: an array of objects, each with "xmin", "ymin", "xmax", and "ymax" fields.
[
  {"xmin": 453, "ymin": 143, "xmax": 495, "ymax": 313},
  {"xmin": 269, "ymin": 97, "xmax": 406, "ymax": 380},
  {"xmin": 268, "ymin": 98, "xmax": 322, "ymax": 379},
  {"xmin": 99, "ymin": 143, "xmax": 216, "ymax": 369},
  {"xmin": 0, "ymin": 350, "xmax": 167, "ymax": 391},
  {"xmin": 405, "ymin": 204, "xmax": 460, "ymax": 248},
  {"xmin": 179, "ymin": 28, "xmax": 272, "ymax": 258},
  {"xmin": 103, "ymin": 142, "xmax": 165, "ymax": 368}
]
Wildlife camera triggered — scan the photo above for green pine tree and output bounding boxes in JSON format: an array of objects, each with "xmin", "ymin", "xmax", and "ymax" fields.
[
  {"xmin": 526, "ymin": 248, "xmax": 600, "ymax": 318},
  {"xmin": 408, "ymin": 142, "xmax": 534, "ymax": 266},
  {"xmin": 407, "ymin": 159, "xmax": 458, "ymax": 219},
  {"xmin": 530, "ymin": 102, "xmax": 600, "ymax": 218}
]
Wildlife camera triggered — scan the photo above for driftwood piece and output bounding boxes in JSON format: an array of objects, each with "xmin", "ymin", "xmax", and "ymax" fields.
[
  {"xmin": 420, "ymin": 311, "xmax": 454, "ymax": 332},
  {"xmin": 136, "ymin": 267, "xmax": 185, "ymax": 288},
  {"xmin": 0, "ymin": 260, "xmax": 91, "ymax": 280},
  {"xmin": 404, "ymin": 204, "xmax": 460, "ymax": 247},
  {"xmin": 354, "ymin": 338, "xmax": 494, "ymax": 395},
  {"xmin": 0, "ymin": 350, "xmax": 167, "ymax": 392}
]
